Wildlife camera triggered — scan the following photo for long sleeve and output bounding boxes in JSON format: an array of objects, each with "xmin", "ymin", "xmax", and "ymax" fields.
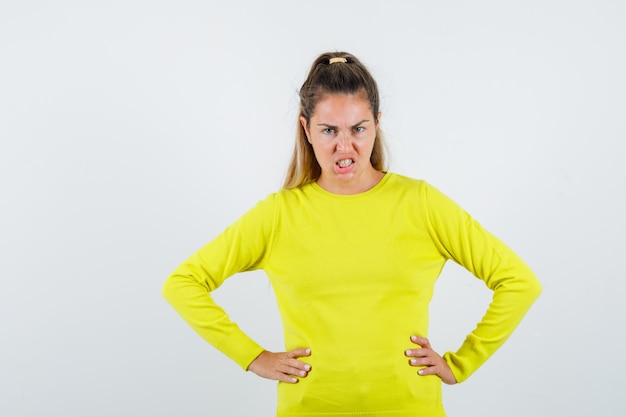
[
  {"xmin": 422, "ymin": 184, "xmax": 542, "ymax": 383},
  {"xmin": 162, "ymin": 195, "xmax": 278, "ymax": 370},
  {"xmin": 162, "ymin": 175, "xmax": 541, "ymax": 415}
]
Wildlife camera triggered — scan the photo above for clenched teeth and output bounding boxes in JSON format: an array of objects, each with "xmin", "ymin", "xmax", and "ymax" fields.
[{"xmin": 337, "ymin": 159, "xmax": 354, "ymax": 168}]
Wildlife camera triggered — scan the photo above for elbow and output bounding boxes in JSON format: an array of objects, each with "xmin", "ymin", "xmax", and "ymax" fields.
[
  {"xmin": 161, "ymin": 277, "xmax": 171, "ymax": 303},
  {"xmin": 161, "ymin": 274, "xmax": 178, "ymax": 305},
  {"xmin": 517, "ymin": 271, "xmax": 542, "ymax": 306},
  {"xmin": 530, "ymin": 274, "xmax": 542, "ymax": 301},
  {"xmin": 496, "ymin": 269, "xmax": 542, "ymax": 306},
  {"xmin": 162, "ymin": 268, "xmax": 213, "ymax": 307}
]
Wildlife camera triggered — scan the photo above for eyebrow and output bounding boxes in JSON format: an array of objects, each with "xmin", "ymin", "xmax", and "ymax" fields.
[{"xmin": 316, "ymin": 119, "xmax": 370, "ymax": 129}]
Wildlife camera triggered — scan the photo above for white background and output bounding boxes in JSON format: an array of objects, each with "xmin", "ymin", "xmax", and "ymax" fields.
[{"xmin": 2, "ymin": 1, "xmax": 624, "ymax": 416}]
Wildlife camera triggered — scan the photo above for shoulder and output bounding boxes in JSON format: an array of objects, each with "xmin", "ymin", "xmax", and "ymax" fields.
[
  {"xmin": 273, "ymin": 182, "xmax": 319, "ymax": 203},
  {"xmin": 386, "ymin": 172, "xmax": 425, "ymax": 187},
  {"xmin": 383, "ymin": 173, "xmax": 463, "ymax": 212},
  {"xmin": 247, "ymin": 185, "xmax": 312, "ymax": 219},
  {"xmin": 382, "ymin": 172, "xmax": 435, "ymax": 197},
  {"xmin": 234, "ymin": 191, "xmax": 283, "ymax": 226}
]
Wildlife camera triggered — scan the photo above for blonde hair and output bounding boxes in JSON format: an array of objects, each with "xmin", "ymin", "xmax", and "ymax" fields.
[{"xmin": 283, "ymin": 52, "xmax": 387, "ymax": 189}]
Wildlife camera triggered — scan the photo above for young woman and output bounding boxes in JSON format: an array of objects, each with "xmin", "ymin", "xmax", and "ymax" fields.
[{"xmin": 163, "ymin": 51, "xmax": 541, "ymax": 416}]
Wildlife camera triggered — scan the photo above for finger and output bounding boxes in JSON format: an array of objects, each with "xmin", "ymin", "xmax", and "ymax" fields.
[
  {"xmin": 277, "ymin": 358, "xmax": 310, "ymax": 376},
  {"xmin": 279, "ymin": 364, "xmax": 310, "ymax": 378},
  {"xmin": 274, "ymin": 372, "xmax": 300, "ymax": 384},
  {"xmin": 405, "ymin": 347, "xmax": 430, "ymax": 358},
  {"xmin": 286, "ymin": 348, "xmax": 312, "ymax": 373},
  {"xmin": 268, "ymin": 361, "xmax": 304, "ymax": 383},
  {"xmin": 288, "ymin": 347, "xmax": 312, "ymax": 358},
  {"xmin": 256, "ymin": 365, "xmax": 301, "ymax": 384},
  {"xmin": 417, "ymin": 364, "xmax": 441, "ymax": 377},
  {"xmin": 417, "ymin": 358, "xmax": 457, "ymax": 385},
  {"xmin": 285, "ymin": 357, "xmax": 312, "ymax": 373},
  {"xmin": 408, "ymin": 357, "xmax": 436, "ymax": 367},
  {"xmin": 410, "ymin": 335, "xmax": 431, "ymax": 349}
]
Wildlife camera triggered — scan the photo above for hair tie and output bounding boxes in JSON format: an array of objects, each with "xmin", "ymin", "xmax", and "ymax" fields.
[{"xmin": 329, "ymin": 57, "xmax": 348, "ymax": 64}]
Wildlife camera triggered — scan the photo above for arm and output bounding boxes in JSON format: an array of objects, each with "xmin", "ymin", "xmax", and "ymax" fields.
[
  {"xmin": 422, "ymin": 183, "xmax": 542, "ymax": 383},
  {"xmin": 162, "ymin": 196, "xmax": 274, "ymax": 370},
  {"xmin": 162, "ymin": 194, "xmax": 312, "ymax": 382}
]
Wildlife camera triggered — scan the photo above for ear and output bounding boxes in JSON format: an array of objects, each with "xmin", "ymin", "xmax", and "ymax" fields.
[
  {"xmin": 300, "ymin": 116, "xmax": 311, "ymax": 143},
  {"xmin": 376, "ymin": 111, "xmax": 382, "ymax": 125}
]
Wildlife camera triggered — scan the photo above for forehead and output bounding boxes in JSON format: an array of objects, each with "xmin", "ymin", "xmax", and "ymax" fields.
[{"xmin": 312, "ymin": 93, "xmax": 374, "ymax": 123}]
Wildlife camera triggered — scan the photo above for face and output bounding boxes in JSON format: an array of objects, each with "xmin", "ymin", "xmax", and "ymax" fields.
[{"xmin": 300, "ymin": 93, "xmax": 383, "ymax": 195}]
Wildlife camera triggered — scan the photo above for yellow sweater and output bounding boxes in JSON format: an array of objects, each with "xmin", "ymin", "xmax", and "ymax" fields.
[{"xmin": 163, "ymin": 173, "xmax": 541, "ymax": 416}]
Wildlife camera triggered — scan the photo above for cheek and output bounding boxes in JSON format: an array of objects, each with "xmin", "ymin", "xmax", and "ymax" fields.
[
  {"xmin": 309, "ymin": 139, "xmax": 329, "ymax": 159},
  {"xmin": 358, "ymin": 135, "xmax": 377, "ymax": 152},
  {"xmin": 311, "ymin": 138, "xmax": 332, "ymax": 151}
]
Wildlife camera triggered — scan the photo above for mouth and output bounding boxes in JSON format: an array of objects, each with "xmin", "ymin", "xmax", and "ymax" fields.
[{"xmin": 336, "ymin": 158, "xmax": 354, "ymax": 168}]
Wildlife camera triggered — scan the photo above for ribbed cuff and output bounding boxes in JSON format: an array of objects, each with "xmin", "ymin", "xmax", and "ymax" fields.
[{"xmin": 216, "ymin": 327, "xmax": 266, "ymax": 370}]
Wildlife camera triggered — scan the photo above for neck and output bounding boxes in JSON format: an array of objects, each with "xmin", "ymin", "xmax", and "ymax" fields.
[{"xmin": 317, "ymin": 170, "xmax": 385, "ymax": 195}]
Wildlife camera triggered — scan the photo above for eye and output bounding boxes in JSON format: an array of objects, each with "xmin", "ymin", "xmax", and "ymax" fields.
[
  {"xmin": 323, "ymin": 128, "xmax": 335, "ymax": 135},
  {"xmin": 353, "ymin": 126, "xmax": 365, "ymax": 133}
]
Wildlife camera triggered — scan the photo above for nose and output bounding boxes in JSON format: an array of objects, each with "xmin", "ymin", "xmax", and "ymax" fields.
[{"xmin": 336, "ymin": 131, "xmax": 353, "ymax": 151}]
